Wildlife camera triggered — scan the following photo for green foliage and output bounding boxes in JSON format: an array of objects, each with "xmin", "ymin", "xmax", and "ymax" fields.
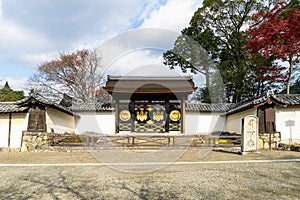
[
  {"xmin": 290, "ymin": 82, "xmax": 300, "ymax": 94},
  {"xmin": 0, "ymin": 82, "xmax": 24, "ymax": 102},
  {"xmin": 164, "ymin": 0, "xmax": 269, "ymax": 103},
  {"xmin": 281, "ymin": 70, "xmax": 300, "ymax": 94}
]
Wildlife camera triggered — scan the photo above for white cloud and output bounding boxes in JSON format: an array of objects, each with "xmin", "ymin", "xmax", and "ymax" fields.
[
  {"xmin": 98, "ymin": 28, "xmax": 179, "ymax": 68},
  {"xmin": 0, "ymin": 3, "xmax": 52, "ymax": 68},
  {"xmin": 0, "ymin": 0, "xmax": 171, "ymax": 72},
  {"xmin": 104, "ymin": 47, "xmax": 205, "ymax": 87},
  {"xmin": 20, "ymin": 52, "xmax": 59, "ymax": 67},
  {"xmin": 140, "ymin": 0, "xmax": 202, "ymax": 32},
  {"xmin": 106, "ymin": 49, "xmax": 166, "ymax": 75},
  {"xmin": 0, "ymin": 0, "xmax": 2, "ymax": 16},
  {"xmin": 0, "ymin": 0, "xmax": 203, "ymax": 87}
]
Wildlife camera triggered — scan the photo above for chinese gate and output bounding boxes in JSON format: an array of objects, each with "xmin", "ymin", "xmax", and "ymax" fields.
[
  {"xmin": 118, "ymin": 100, "xmax": 182, "ymax": 132},
  {"xmin": 103, "ymin": 76, "xmax": 196, "ymax": 133}
]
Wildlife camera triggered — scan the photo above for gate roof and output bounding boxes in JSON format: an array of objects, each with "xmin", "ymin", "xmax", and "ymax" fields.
[{"xmin": 103, "ymin": 76, "xmax": 197, "ymax": 100}]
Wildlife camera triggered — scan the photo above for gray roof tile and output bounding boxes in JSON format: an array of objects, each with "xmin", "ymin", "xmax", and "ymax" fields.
[
  {"xmin": 185, "ymin": 103, "xmax": 232, "ymax": 112},
  {"xmin": 2, "ymin": 93, "xmax": 300, "ymax": 115},
  {"xmin": 71, "ymin": 102, "xmax": 114, "ymax": 112},
  {"xmin": 275, "ymin": 94, "xmax": 300, "ymax": 105},
  {"xmin": 0, "ymin": 93, "xmax": 79, "ymax": 117},
  {"xmin": 71, "ymin": 94, "xmax": 300, "ymax": 113},
  {"xmin": 0, "ymin": 102, "xmax": 27, "ymax": 113}
]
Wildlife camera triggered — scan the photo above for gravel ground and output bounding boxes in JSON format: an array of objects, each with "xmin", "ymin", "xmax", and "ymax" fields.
[
  {"xmin": 0, "ymin": 148, "xmax": 299, "ymax": 164},
  {"xmin": 0, "ymin": 149, "xmax": 299, "ymax": 199}
]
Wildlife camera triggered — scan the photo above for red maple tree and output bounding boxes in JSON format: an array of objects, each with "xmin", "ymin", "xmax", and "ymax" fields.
[
  {"xmin": 35, "ymin": 49, "xmax": 105, "ymax": 102},
  {"xmin": 246, "ymin": 2, "xmax": 300, "ymax": 94}
]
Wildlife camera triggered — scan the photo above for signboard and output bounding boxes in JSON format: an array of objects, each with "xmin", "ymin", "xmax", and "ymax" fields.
[
  {"xmin": 241, "ymin": 115, "xmax": 258, "ymax": 153},
  {"xmin": 285, "ymin": 120, "xmax": 295, "ymax": 127}
]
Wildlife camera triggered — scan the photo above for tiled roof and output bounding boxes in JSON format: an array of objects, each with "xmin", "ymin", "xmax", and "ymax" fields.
[
  {"xmin": 0, "ymin": 102, "xmax": 27, "ymax": 113},
  {"xmin": 2, "ymin": 93, "xmax": 300, "ymax": 115},
  {"xmin": 274, "ymin": 94, "xmax": 300, "ymax": 105},
  {"xmin": 0, "ymin": 93, "xmax": 79, "ymax": 117},
  {"xmin": 71, "ymin": 101, "xmax": 233, "ymax": 112},
  {"xmin": 186, "ymin": 103, "xmax": 233, "ymax": 112},
  {"xmin": 18, "ymin": 93, "xmax": 79, "ymax": 117},
  {"xmin": 71, "ymin": 102, "xmax": 114, "ymax": 112},
  {"xmin": 70, "ymin": 94, "xmax": 300, "ymax": 113},
  {"xmin": 103, "ymin": 75, "xmax": 196, "ymax": 95},
  {"xmin": 225, "ymin": 94, "xmax": 300, "ymax": 115}
]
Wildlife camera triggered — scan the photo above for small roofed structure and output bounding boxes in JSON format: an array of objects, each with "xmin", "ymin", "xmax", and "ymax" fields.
[
  {"xmin": 0, "ymin": 92, "xmax": 79, "ymax": 149},
  {"xmin": 103, "ymin": 75, "xmax": 197, "ymax": 133}
]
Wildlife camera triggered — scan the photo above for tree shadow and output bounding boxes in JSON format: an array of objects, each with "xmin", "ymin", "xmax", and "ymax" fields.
[{"xmin": 0, "ymin": 170, "xmax": 102, "ymax": 200}]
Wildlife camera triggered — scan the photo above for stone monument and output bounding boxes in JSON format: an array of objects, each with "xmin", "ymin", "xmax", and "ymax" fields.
[{"xmin": 241, "ymin": 115, "xmax": 258, "ymax": 154}]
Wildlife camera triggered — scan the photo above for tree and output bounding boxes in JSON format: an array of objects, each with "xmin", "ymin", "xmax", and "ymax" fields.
[
  {"xmin": 0, "ymin": 81, "xmax": 24, "ymax": 102},
  {"xmin": 30, "ymin": 49, "xmax": 107, "ymax": 102},
  {"xmin": 164, "ymin": 0, "xmax": 266, "ymax": 103},
  {"xmin": 290, "ymin": 79, "xmax": 300, "ymax": 93},
  {"xmin": 246, "ymin": 1, "xmax": 300, "ymax": 94}
]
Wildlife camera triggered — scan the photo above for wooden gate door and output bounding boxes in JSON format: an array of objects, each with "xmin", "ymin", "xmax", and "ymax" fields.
[
  {"xmin": 134, "ymin": 101, "xmax": 166, "ymax": 132},
  {"xmin": 27, "ymin": 106, "xmax": 47, "ymax": 132},
  {"xmin": 257, "ymin": 105, "xmax": 276, "ymax": 133}
]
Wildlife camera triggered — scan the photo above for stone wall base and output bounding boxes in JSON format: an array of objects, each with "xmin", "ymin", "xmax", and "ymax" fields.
[
  {"xmin": 258, "ymin": 132, "xmax": 281, "ymax": 149},
  {"xmin": 21, "ymin": 132, "xmax": 51, "ymax": 152}
]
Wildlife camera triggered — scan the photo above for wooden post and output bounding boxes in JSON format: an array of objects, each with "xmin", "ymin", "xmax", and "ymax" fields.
[
  {"xmin": 181, "ymin": 98, "xmax": 186, "ymax": 134},
  {"xmin": 165, "ymin": 100, "xmax": 169, "ymax": 132},
  {"xmin": 20, "ymin": 131, "xmax": 24, "ymax": 151},
  {"xmin": 8, "ymin": 113, "xmax": 12, "ymax": 149},
  {"xmin": 130, "ymin": 101, "xmax": 134, "ymax": 133},
  {"xmin": 269, "ymin": 122, "xmax": 273, "ymax": 151},
  {"xmin": 86, "ymin": 136, "xmax": 89, "ymax": 146},
  {"xmin": 265, "ymin": 107, "xmax": 275, "ymax": 151},
  {"xmin": 115, "ymin": 100, "xmax": 119, "ymax": 133}
]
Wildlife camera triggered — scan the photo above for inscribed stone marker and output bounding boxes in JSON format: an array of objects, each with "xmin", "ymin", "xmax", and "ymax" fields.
[{"xmin": 241, "ymin": 115, "xmax": 258, "ymax": 153}]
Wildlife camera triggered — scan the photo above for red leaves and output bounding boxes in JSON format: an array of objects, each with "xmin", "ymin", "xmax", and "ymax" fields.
[
  {"xmin": 245, "ymin": 2, "xmax": 300, "ymax": 89},
  {"xmin": 36, "ymin": 48, "xmax": 102, "ymax": 101},
  {"xmin": 257, "ymin": 65, "xmax": 287, "ymax": 84},
  {"xmin": 37, "ymin": 49, "xmax": 94, "ymax": 92},
  {"xmin": 246, "ymin": 2, "xmax": 300, "ymax": 60}
]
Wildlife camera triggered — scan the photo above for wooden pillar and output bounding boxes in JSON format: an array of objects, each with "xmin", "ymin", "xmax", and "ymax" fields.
[
  {"xmin": 8, "ymin": 113, "xmax": 12, "ymax": 149},
  {"xmin": 181, "ymin": 98, "xmax": 186, "ymax": 133},
  {"xmin": 130, "ymin": 101, "xmax": 135, "ymax": 132},
  {"xmin": 115, "ymin": 100, "xmax": 119, "ymax": 133},
  {"xmin": 165, "ymin": 100, "xmax": 170, "ymax": 132}
]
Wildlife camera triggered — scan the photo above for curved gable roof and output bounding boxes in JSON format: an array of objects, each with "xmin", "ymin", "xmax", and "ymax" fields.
[{"xmin": 0, "ymin": 93, "xmax": 79, "ymax": 117}]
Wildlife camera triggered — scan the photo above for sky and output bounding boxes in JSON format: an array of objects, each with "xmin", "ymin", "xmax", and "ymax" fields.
[{"xmin": 0, "ymin": 0, "xmax": 204, "ymax": 91}]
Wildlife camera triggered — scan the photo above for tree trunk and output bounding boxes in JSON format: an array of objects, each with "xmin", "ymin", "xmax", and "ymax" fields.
[{"xmin": 286, "ymin": 56, "xmax": 294, "ymax": 94}]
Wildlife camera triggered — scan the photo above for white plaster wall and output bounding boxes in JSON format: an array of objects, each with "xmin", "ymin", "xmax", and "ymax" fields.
[
  {"xmin": 0, "ymin": 113, "xmax": 28, "ymax": 148},
  {"xmin": 46, "ymin": 108, "xmax": 76, "ymax": 134},
  {"xmin": 10, "ymin": 113, "xmax": 28, "ymax": 148},
  {"xmin": 225, "ymin": 108, "xmax": 257, "ymax": 134},
  {"xmin": 276, "ymin": 105, "xmax": 300, "ymax": 143},
  {"xmin": 76, "ymin": 112, "xmax": 115, "ymax": 134},
  {"xmin": 185, "ymin": 112, "xmax": 226, "ymax": 135},
  {"xmin": 0, "ymin": 114, "xmax": 9, "ymax": 148}
]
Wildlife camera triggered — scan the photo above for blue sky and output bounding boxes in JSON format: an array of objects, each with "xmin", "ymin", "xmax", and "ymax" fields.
[{"xmin": 0, "ymin": 0, "xmax": 203, "ymax": 91}]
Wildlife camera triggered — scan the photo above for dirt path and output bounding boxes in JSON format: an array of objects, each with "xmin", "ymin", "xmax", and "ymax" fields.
[
  {"xmin": 0, "ymin": 149, "xmax": 299, "ymax": 199},
  {"xmin": 0, "ymin": 148, "xmax": 299, "ymax": 164}
]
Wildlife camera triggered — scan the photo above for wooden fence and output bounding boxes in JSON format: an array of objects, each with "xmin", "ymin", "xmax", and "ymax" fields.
[{"xmin": 50, "ymin": 134, "xmax": 241, "ymax": 148}]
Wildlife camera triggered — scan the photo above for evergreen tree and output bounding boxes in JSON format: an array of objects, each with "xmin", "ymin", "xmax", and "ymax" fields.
[
  {"xmin": 164, "ymin": 0, "xmax": 274, "ymax": 103},
  {"xmin": 0, "ymin": 82, "xmax": 25, "ymax": 102}
]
